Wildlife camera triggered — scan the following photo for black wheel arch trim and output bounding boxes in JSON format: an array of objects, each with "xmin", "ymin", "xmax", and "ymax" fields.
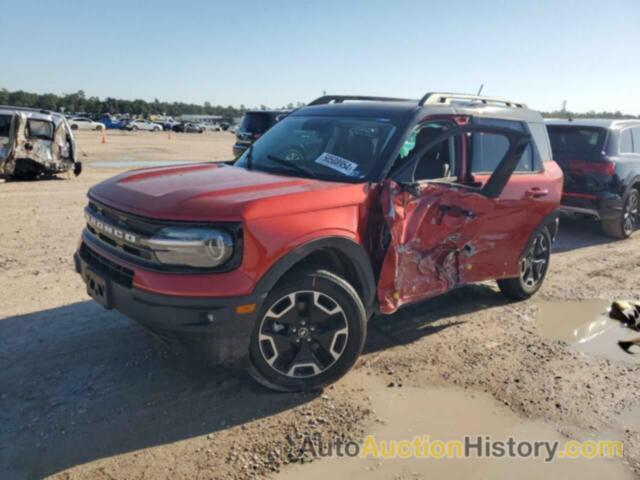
[
  {"xmin": 252, "ymin": 237, "xmax": 376, "ymax": 311},
  {"xmin": 529, "ymin": 210, "xmax": 559, "ymax": 247}
]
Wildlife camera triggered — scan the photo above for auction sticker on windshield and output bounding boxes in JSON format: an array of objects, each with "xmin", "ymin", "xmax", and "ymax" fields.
[{"xmin": 315, "ymin": 152, "xmax": 359, "ymax": 177}]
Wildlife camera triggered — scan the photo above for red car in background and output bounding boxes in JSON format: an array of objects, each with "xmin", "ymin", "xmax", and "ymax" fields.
[{"xmin": 76, "ymin": 93, "xmax": 562, "ymax": 391}]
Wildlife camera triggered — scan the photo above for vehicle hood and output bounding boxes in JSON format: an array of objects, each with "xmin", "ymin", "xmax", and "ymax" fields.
[{"xmin": 89, "ymin": 163, "xmax": 369, "ymax": 221}]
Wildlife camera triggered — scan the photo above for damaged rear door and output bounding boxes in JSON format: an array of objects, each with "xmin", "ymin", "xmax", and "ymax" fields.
[{"xmin": 377, "ymin": 122, "xmax": 531, "ymax": 313}]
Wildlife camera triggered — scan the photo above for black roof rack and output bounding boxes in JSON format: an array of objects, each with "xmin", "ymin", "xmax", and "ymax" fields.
[{"xmin": 308, "ymin": 95, "xmax": 414, "ymax": 106}]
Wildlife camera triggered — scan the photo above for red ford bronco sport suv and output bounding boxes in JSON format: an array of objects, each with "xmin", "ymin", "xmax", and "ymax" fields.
[{"xmin": 75, "ymin": 93, "xmax": 562, "ymax": 391}]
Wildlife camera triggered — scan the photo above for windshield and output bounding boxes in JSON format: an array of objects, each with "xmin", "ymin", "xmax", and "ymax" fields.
[
  {"xmin": 235, "ymin": 114, "xmax": 399, "ymax": 182},
  {"xmin": 547, "ymin": 126, "xmax": 607, "ymax": 159}
]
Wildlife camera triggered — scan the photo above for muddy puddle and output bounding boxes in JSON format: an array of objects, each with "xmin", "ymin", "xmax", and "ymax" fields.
[
  {"xmin": 277, "ymin": 373, "xmax": 632, "ymax": 480},
  {"xmin": 90, "ymin": 160, "xmax": 203, "ymax": 168},
  {"xmin": 535, "ymin": 299, "xmax": 640, "ymax": 364}
]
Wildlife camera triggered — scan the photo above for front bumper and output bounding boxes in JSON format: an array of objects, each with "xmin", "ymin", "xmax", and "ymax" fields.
[
  {"xmin": 560, "ymin": 191, "xmax": 623, "ymax": 221},
  {"xmin": 74, "ymin": 243, "xmax": 261, "ymax": 364}
]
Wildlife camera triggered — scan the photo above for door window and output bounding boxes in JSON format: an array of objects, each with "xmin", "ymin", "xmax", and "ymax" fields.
[
  {"xmin": 471, "ymin": 118, "xmax": 536, "ymax": 172},
  {"xmin": 401, "ymin": 122, "xmax": 460, "ymax": 181}
]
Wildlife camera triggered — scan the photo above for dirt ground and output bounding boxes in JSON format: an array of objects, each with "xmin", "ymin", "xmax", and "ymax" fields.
[{"xmin": 1, "ymin": 130, "xmax": 639, "ymax": 479}]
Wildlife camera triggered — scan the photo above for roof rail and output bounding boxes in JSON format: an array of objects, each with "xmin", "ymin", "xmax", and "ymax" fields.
[
  {"xmin": 308, "ymin": 95, "xmax": 413, "ymax": 106},
  {"xmin": 418, "ymin": 93, "xmax": 527, "ymax": 109},
  {"xmin": 0, "ymin": 105, "xmax": 55, "ymax": 115}
]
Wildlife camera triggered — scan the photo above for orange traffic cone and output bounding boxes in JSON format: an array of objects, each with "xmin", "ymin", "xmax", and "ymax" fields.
[{"xmin": 101, "ymin": 130, "xmax": 107, "ymax": 144}]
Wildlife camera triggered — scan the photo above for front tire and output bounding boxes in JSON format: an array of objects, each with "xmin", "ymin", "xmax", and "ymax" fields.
[
  {"xmin": 249, "ymin": 270, "xmax": 366, "ymax": 392},
  {"xmin": 601, "ymin": 190, "xmax": 639, "ymax": 239},
  {"xmin": 497, "ymin": 227, "xmax": 551, "ymax": 300}
]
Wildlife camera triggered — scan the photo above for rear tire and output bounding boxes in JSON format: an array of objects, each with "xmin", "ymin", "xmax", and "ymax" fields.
[
  {"xmin": 601, "ymin": 190, "xmax": 639, "ymax": 239},
  {"xmin": 249, "ymin": 270, "xmax": 366, "ymax": 392},
  {"xmin": 497, "ymin": 227, "xmax": 551, "ymax": 300}
]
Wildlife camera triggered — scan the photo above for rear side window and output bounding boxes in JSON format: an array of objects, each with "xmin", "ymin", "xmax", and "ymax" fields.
[
  {"xmin": 620, "ymin": 129, "xmax": 633, "ymax": 154},
  {"xmin": 632, "ymin": 128, "xmax": 640, "ymax": 154},
  {"xmin": 528, "ymin": 123, "xmax": 553, "ymax": 162},
  {"xmin": 471, "ymin": 118, "xmax": 536, "ymax": 173},
  {"xmin": 547, "ymin": 126, "xmax": 607, "ymax": 159},
  {"xmin": 27, "ymin": 119, "xmax": 54, "ymax": 140}
]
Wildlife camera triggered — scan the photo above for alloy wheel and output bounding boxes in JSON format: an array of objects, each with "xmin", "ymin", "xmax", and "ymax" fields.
[
  {"xmin": 520, "ymin": 231, "xmax": 549, "ymax": 288},
  {"xmin": 258, "ymin": 290, "xmax": 349, "ymax": 378},
  {"xmin": 623, "ymin": 192, "xmax": 639, "ymax": 237}
]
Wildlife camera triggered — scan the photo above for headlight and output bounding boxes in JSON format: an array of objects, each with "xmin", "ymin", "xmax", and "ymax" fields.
[{"xmin": 146, "ymin": 227, "xmax": 234, "ymax": 268}]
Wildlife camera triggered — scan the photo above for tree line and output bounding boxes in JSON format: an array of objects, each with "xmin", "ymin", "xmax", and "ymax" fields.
[
  {"xmin": 1, "ymin": 88, "xmax": 637, "ymax": 119},
  {"xmin": 0, "ymin": 89, "xmax": 255, "ymax": 118}
]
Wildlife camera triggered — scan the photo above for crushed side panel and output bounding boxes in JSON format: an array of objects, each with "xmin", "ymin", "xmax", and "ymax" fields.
[{"xmin": 377, "ymin": 181, "xmax": 463, "ymax": 314}]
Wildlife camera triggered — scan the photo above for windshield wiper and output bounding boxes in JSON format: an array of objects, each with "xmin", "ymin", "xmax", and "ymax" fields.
[{"xmin": 266, "ymin": 155, "xmax": 315, "ymax": 178}]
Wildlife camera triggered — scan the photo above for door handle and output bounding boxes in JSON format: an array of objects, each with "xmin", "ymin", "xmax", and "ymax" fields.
[
  {"xmin": 525, "ymin": 187, "xmax": 549, "ymax": 199},
  {"xmin": 439, "ymin": 204, "xmax": 475, "ymax": 219}
]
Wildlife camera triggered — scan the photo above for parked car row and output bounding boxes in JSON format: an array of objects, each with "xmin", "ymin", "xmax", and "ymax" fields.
[{"xmin": 65, "ymin": 113, "xmax": 234, "ymax": 133}]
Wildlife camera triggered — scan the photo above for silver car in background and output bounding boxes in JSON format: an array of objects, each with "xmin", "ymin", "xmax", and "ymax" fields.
[
  {"xmin": 123, "ymin": 119, "xmax": 163, "ymax": 131},
  {"xmin": 0, "ymin": 106, "xmax": 81, "ymax": 180}
]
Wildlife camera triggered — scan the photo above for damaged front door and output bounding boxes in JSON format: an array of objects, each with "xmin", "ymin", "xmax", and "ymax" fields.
[{"xmin": 377, "ymin": 122, "xmax": 530, "ymax": 313}]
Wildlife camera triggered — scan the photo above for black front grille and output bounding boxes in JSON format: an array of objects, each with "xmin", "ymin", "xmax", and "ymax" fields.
[
  {"xmin": 85, "ymin": 198, "xmax": 243, "ymax": 273},
  {"xmin": 88, "ymin": 201, "xmax": 162, "ymax": 236},
  {"xmin": 80, "ymin": 243, "xmax": 134, "ymax": 287}
]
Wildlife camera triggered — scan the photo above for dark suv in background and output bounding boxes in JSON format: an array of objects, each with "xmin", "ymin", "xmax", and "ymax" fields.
[
  {"xmin": 546, "ymin": 119, "xmax": 640, "ymax": 238},
  {"xmin": 233, "ymin": 110, "xmax": 289, "ymax": 157}
]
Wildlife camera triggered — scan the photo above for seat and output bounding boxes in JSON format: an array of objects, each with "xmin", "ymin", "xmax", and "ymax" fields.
[{"xmin": 413, "ymin": 127, "xmax": 449, "ymax": 180}]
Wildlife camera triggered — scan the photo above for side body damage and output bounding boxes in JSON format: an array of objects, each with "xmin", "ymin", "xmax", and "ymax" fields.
[{"xmin": 377, "ymin": 121, "xmax": 563, "ymax": 313}]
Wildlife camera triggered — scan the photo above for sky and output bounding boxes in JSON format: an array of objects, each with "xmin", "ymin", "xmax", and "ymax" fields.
[{"xmin": 1, "ymin": 0, "xmax": 639, "ymax": 114}]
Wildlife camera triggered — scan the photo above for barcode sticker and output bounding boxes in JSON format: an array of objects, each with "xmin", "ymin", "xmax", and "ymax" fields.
[{"xmin": 314, "ymin": 152, "xmax": 359, "ymax": 177}]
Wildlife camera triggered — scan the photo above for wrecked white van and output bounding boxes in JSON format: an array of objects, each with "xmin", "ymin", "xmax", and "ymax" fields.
[{"xmin": 0, "ymin": 106, "xmax": 81, "ymax": 180}]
